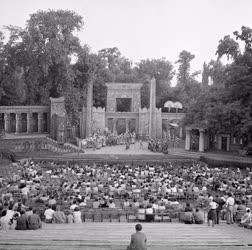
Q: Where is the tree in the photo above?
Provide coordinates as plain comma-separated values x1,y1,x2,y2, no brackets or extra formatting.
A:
136,58,175,108
201,62,209,87
0,10,83,108
185,26,252,147
98,47,137,83
175,50,201,110
216,35,240,60
176,50,196,88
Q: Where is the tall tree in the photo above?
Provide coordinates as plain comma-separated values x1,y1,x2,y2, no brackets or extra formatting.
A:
176,50,196,88
136,58,175,108
175,50,201,109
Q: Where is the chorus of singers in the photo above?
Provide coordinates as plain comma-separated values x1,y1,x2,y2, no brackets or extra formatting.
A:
80,131,136,150
148,137,181,154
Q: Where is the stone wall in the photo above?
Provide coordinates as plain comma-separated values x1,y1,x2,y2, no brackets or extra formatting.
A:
106,83,142,112
80,107,106,137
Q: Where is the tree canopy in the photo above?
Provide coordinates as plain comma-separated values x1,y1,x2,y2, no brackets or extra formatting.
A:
1,10,251,144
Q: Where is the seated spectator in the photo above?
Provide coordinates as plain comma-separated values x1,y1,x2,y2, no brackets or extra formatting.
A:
123,199,130,208
235,200,247,222
193,208,204,224
70,200,78,211
52,206,66,224
239,208,251,227
158,202,166,212
0,210,11,230
73,207,82,223
48,196,57,206
137,205,146,221
183,211,194,224
127,224,147,250
185,203,193,212
16,210,28,230
66,210,74,223
108,200,116,209
93,198,100,209
145,205,154,222
44,205,55,223
26,206,33,217
28,209,42,230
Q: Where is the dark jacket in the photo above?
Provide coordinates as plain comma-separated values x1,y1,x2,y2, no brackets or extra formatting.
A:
16,214,28,230
28,214,42,230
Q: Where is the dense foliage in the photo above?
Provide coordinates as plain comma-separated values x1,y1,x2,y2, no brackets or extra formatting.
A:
0,10,251,145
184,26,252,146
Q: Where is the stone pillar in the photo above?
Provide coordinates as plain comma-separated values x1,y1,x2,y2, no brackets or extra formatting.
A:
15,113,21,134
179,127,183,138
47,112,50,133
113,118,117,134
227,135,230,151
4,113,10,133
185,128,191,151
38,113,43,133
125,118,129,133
218,136,222,150
86,79,93,138
27,113,32,133
199,129,205,152
149,77,156,138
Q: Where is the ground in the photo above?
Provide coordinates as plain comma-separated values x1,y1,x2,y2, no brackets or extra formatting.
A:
0,222,252,250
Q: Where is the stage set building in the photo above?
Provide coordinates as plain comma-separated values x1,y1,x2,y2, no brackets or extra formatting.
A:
0,78,242,153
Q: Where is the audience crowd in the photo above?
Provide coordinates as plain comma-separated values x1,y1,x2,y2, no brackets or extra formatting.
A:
0,159,252,230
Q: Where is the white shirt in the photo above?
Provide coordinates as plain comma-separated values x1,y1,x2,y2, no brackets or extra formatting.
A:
226,197,235,206
44,209,55,220
209,201,218,209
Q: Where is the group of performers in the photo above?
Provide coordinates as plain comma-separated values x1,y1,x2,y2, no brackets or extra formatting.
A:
147,137,181,154
80,131,136,151
106,132,136,148
148,139,169,154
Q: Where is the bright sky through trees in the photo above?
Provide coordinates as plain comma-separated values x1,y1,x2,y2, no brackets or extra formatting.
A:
0,0,251,76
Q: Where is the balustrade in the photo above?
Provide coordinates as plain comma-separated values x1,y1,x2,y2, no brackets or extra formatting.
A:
1,110,49,135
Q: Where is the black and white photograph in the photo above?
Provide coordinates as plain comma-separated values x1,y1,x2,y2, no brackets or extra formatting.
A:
0,0,252,249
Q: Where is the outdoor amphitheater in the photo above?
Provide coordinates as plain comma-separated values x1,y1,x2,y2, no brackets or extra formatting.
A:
1,2,252,249
0,141,252,250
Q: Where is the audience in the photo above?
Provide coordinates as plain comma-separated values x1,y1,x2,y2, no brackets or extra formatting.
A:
16,210,28,230
0,159,251,230
28,209,42,230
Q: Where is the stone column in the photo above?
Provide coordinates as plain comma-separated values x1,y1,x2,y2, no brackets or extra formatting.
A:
113,118,117,134
199,129,205,152
4,113,10,133
149,77,156,138
218,136,222,150
227,135,230,151
179,127,183,138
47,112,50,133
185,128,191,151
15,113,21,134
38,113,43,133
125,118,129,133
26,113,32,133
86,79,93,138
